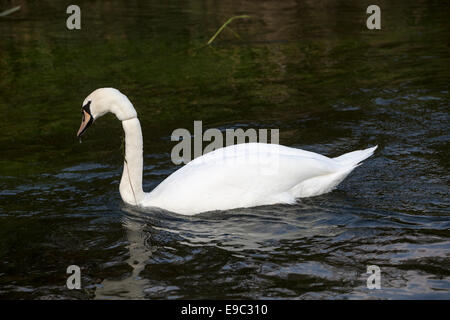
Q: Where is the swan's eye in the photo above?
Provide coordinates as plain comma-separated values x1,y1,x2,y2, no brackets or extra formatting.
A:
82,101,92,114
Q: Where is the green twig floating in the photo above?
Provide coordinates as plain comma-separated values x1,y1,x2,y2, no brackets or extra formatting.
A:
206,15,250,46
0,5,21,17
174,15,251,56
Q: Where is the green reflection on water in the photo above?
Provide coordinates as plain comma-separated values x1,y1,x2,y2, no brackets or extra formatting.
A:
0,0,448,177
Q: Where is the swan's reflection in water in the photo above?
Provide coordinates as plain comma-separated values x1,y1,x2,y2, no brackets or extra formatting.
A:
95,208,153,299
90,196,450,299
93,201,338,299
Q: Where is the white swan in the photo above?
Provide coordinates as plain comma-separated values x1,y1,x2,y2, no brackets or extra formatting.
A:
77,88,377,215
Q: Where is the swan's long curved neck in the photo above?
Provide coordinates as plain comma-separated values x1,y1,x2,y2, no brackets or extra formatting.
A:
120,118,145,205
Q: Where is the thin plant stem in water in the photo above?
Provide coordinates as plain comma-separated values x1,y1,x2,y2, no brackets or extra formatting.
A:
174,15,251,56
206,15,250,46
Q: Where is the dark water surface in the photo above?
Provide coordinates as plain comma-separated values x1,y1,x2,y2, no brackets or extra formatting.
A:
0,0,449,299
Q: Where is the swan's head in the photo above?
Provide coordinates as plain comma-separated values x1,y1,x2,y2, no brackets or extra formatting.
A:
77,88,137,138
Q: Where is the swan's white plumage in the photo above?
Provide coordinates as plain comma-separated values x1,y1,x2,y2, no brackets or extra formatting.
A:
79,88,377,215
142,143,377,214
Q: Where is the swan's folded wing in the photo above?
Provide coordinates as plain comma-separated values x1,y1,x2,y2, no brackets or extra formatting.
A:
145,147,339,213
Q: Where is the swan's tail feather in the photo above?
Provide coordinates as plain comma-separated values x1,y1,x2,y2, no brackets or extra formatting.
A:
333,145,378,167
291,146,377,198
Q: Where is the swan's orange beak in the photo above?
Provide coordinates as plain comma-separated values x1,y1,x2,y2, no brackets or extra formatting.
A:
77,109,93,138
